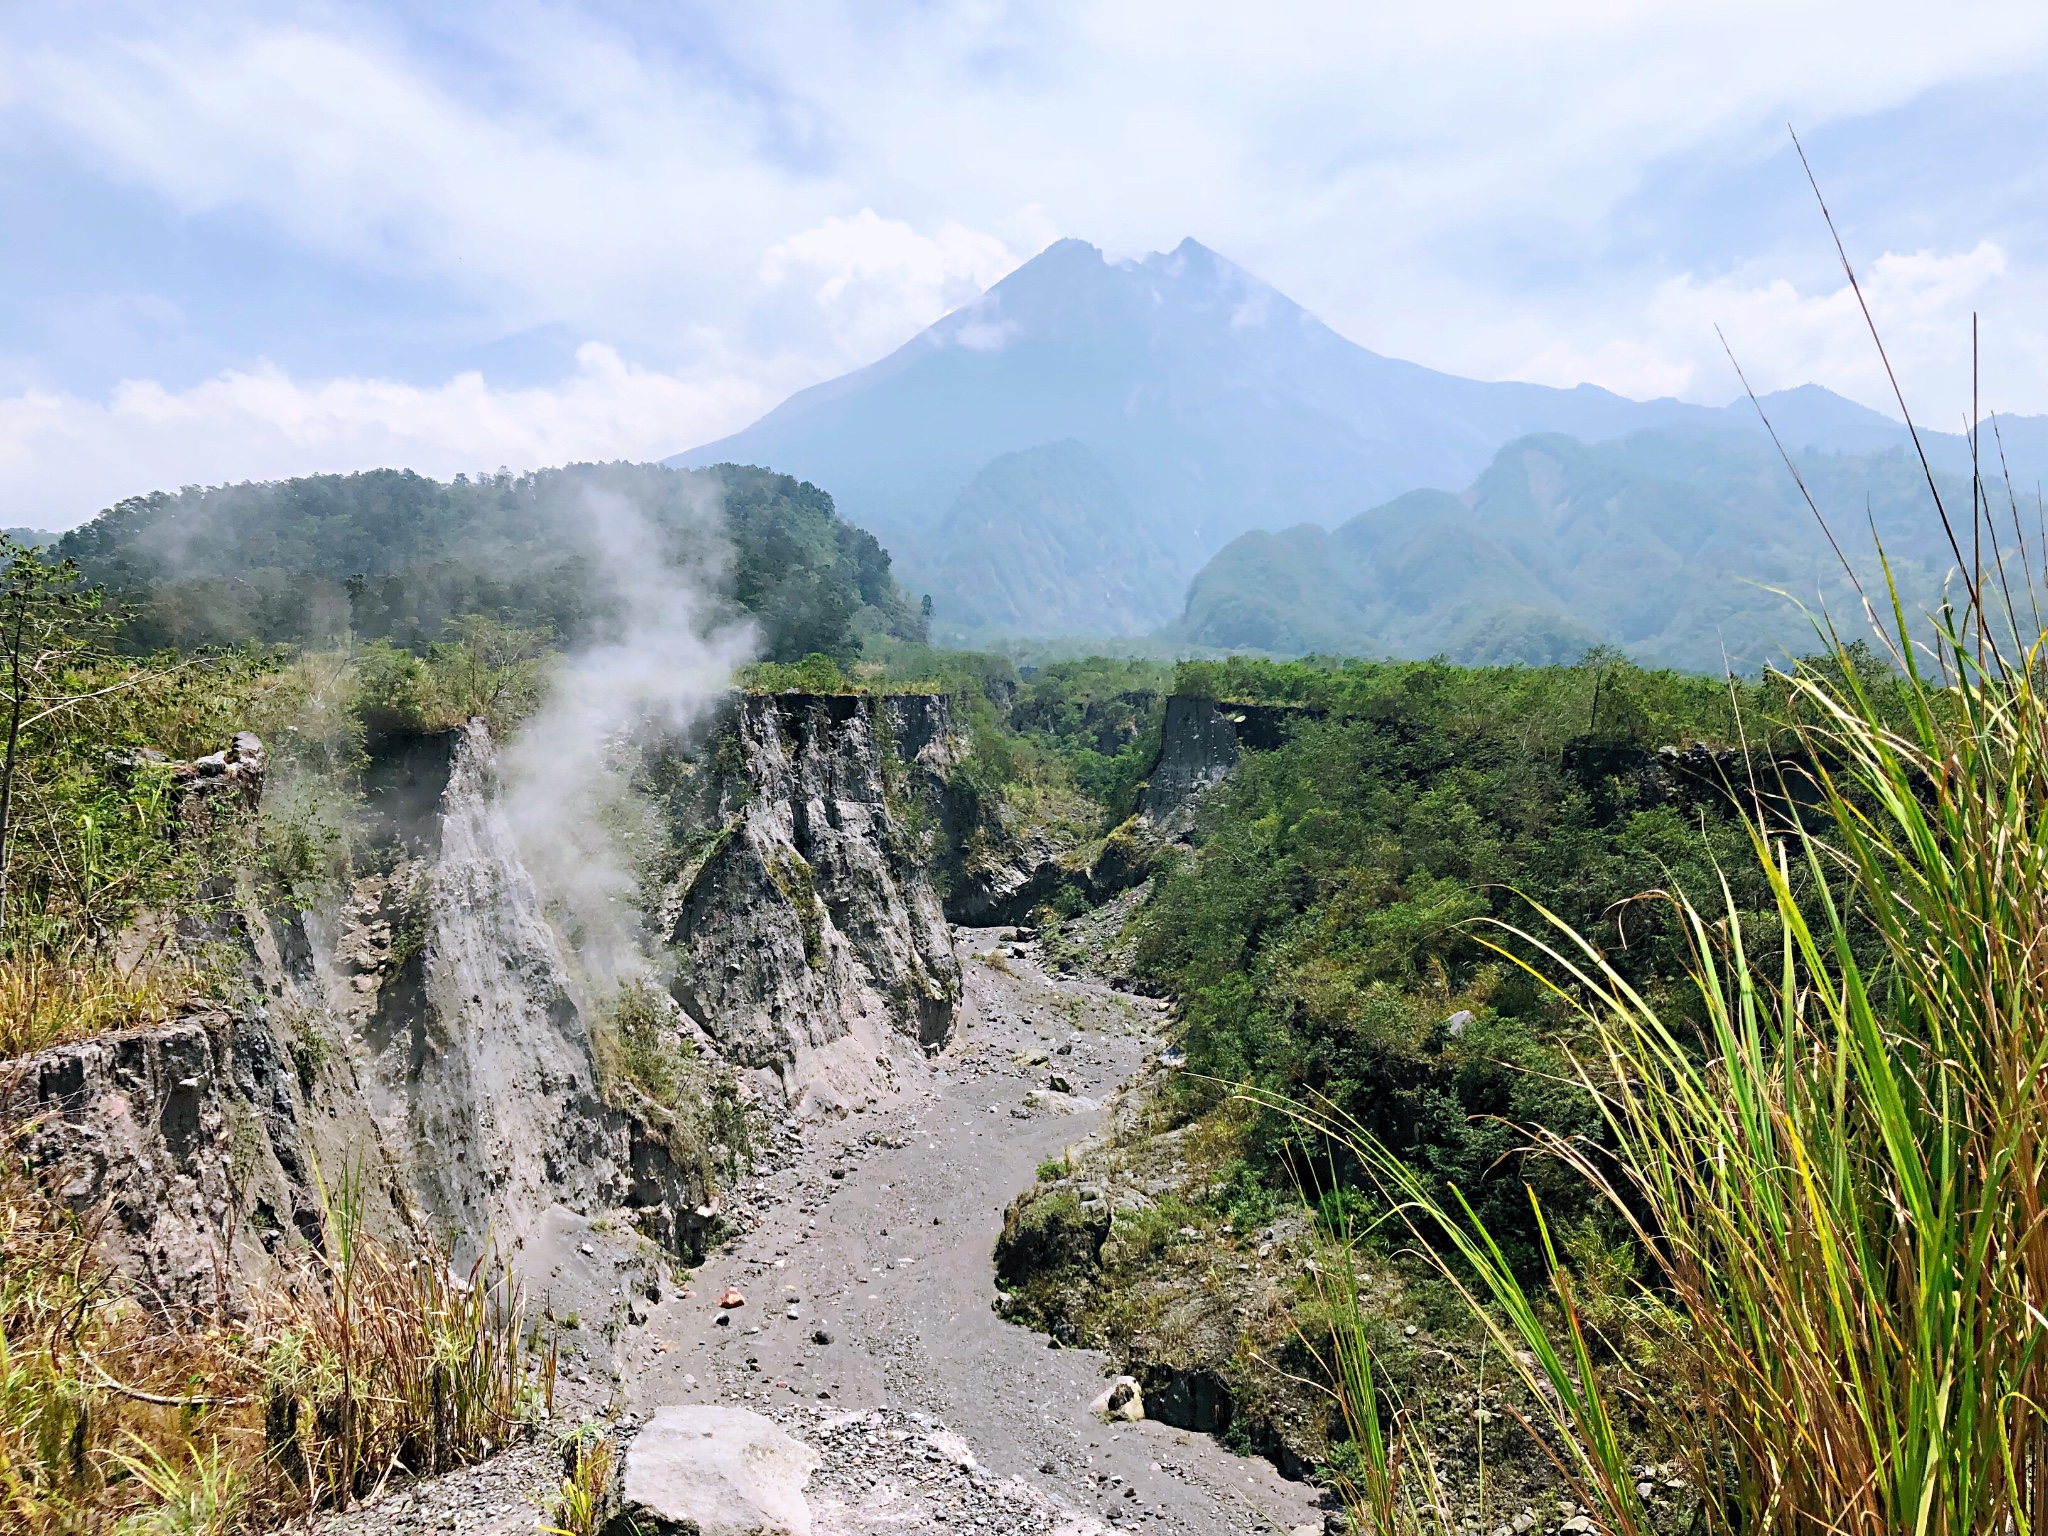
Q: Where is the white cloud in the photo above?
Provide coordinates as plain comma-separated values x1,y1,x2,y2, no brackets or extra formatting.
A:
0,345,769,529
761,209,1021,361
8,0,2048,514
1515,241,2036,422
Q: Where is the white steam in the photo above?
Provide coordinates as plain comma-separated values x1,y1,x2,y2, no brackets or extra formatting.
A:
496,483,755,1000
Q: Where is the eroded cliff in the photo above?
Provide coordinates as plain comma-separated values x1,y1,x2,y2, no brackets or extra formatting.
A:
667,693,962,1114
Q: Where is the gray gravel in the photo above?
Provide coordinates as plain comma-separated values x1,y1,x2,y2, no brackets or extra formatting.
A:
303,926,1325,1535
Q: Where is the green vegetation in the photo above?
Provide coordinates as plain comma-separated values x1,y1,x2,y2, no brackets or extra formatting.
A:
1172,427,1975,671
918,439,1185,640
0,1135,549,1532
0,539,294,1053
593,978,753,1195
1272,587,2048,1535
545,1425,615,1536
1011,657,1171,823
59,461,924,661
1128,650,1821,1264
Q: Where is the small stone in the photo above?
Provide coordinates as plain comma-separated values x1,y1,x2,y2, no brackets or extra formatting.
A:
719,1287,746,1309
812,1328,832,1345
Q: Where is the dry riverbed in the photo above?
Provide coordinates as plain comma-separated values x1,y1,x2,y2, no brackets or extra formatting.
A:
308,925,1328,1535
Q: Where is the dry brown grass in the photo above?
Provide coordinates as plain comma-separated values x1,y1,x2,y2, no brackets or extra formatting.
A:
0,949,209,1060
0,1134,552,1533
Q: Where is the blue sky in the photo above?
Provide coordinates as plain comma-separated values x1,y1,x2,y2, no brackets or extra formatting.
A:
4,1,2048,526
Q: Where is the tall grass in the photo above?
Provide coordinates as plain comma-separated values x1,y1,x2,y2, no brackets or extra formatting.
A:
1270,598,2048,1535
0,948,214,1059
0,1134,551,1532
1257,157,2048,1533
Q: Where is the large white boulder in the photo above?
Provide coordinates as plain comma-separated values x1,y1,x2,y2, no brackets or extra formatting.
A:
606,1406,820,1536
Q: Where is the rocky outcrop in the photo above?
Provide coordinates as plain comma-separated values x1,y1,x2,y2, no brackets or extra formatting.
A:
7,1020,243,1310
1,998,410,1311
1137,696,1238,826
668,694,960,1110
1136,698,1319,828
352,721,714,1261
7,686,978,1293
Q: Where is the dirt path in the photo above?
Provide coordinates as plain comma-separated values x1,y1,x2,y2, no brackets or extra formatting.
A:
313,927,1327,1535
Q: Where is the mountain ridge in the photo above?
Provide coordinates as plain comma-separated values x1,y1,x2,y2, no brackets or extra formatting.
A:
670,236,2021,640
1169,425,1983,672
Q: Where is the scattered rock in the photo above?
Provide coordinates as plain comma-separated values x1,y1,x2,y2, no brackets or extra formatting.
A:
719,1287,746,1308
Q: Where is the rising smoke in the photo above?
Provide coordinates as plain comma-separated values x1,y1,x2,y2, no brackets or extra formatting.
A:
496,483,756,1002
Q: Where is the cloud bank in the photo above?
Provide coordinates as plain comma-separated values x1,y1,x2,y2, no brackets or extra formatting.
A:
6,1,2048,522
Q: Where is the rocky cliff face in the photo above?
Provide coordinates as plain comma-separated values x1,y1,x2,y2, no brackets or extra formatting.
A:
349,721,714,1262
668,693,961,1115
7,689,983,1294
1137,698,1320,827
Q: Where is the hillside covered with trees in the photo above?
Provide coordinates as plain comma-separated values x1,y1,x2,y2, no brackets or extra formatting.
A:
58,461,927,662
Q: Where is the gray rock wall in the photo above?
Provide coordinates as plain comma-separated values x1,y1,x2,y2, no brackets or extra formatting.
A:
6,690,972,1293
1136,696,1242,827
2,998,411,1311
356,721,712,1261
1136,697,1320,827
669,693,961,1110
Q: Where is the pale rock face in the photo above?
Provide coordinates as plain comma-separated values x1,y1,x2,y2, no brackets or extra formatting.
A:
7,692,968,1293
360,720,712,1262
607,1406,820,1536
669,694,961,1109
1136,697,1240,828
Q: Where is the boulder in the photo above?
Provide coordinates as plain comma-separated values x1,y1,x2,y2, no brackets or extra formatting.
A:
1139,1362,1233,1434
1089,1375,1145,1423
605,1406,819,1536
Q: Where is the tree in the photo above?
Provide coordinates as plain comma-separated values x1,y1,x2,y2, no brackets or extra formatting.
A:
0,540,114,925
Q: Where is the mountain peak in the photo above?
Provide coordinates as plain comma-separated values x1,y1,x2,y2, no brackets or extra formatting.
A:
668,235,1984,643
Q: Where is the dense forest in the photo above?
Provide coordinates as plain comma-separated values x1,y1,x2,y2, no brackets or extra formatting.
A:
58,461,926,661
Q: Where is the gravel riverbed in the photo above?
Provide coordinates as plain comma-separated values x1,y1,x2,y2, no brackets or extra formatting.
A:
305,925,1327,1535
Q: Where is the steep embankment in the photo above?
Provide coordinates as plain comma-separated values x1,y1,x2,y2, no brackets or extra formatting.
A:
669,693,961,1112
8,689,981,1309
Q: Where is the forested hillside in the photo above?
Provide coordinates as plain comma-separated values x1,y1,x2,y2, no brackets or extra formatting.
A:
58,461,926,661
1172,426,1986,670
918,441,1187,640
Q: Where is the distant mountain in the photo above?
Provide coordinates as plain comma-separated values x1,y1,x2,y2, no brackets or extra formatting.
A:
1171,427,1993,672
918,441,1182,639
670,236,2031,639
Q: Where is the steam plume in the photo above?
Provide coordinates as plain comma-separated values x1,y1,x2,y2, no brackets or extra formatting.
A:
496,483,755,1000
